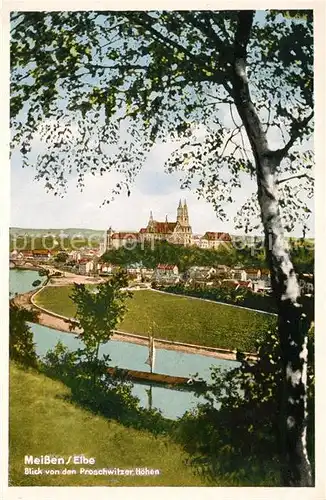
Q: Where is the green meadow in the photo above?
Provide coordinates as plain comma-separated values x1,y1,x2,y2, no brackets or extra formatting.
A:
9,362,209,486
34,287,276,352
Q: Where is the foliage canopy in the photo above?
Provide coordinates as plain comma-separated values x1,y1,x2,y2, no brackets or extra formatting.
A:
10,10,313,233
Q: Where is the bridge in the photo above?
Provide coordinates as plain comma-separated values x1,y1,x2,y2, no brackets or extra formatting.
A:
9,259,43,270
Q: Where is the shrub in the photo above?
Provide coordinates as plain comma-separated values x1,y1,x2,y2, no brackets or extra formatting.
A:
175,326,314,484
9,302,38,368
159,283,278,313
40,341,172,435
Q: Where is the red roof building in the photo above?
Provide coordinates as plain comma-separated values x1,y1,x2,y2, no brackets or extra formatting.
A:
32,249,52,254
20,250,34,258
111,232,140,240
202,232,231,241
157,264,178,271
139,201,192,246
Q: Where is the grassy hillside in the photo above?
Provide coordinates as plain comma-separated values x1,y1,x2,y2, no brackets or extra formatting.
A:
34,287,276,352
9,362,210,486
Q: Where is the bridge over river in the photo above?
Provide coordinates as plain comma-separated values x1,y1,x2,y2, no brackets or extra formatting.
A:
9,259,44,270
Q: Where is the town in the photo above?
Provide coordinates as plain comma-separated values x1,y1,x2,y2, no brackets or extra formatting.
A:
8,8,316,490
10,200,314,297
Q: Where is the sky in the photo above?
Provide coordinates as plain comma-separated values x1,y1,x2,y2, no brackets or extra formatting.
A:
10,135,314,236
10,107,314,237
10,10,314,237
10,140,251,234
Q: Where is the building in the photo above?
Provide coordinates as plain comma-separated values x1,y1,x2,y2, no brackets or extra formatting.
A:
253,280,272,294
20,250,34,259
10,250,24,260
140,200,192,246
237,280,253,290
231,269,247,281
191,235,203,247
97,263,114,275
213,265,231,279
199,232,232,249
105,201,192,250
260,268,271,285
187,266,216,281
154,264,179,282
221,279,240,289
68,251,81,262
244,268,261,281
126,267,142,281
140,268,155,281
78,259,94,275
106,229,140,250
298,273,314,294
104,201,235,250
32,250,52,261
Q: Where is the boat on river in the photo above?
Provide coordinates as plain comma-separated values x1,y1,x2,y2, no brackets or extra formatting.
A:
108,331,205,391
107,366,204,390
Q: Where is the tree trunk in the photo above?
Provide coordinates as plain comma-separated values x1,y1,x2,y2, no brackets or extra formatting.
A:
256,155,313,487
231,11,313,486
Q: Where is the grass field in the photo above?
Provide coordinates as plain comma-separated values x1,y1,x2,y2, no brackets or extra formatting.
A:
34,286,276,352
9,362,212,486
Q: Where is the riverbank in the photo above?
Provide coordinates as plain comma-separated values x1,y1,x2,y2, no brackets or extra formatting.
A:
13,288,257,361
10,262,108,285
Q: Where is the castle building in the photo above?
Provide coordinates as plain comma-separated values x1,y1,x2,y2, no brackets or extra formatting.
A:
139,200,193,246
105,227,140,250
199,231,232,249
103,200,232,252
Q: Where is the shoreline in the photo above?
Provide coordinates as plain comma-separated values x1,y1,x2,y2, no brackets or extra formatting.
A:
13,288,257,362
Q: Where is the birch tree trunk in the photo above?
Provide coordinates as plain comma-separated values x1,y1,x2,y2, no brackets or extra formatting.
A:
231,11,313,486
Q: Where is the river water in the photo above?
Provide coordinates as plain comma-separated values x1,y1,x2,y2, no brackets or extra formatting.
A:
10,269,238,419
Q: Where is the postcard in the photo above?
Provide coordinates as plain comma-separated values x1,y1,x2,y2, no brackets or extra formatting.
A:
2,2,325,500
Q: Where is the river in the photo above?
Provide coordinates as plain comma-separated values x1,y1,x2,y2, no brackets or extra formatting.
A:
10,269,238,419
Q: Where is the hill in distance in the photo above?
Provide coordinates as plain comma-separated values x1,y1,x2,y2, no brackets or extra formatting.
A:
10,227,106,239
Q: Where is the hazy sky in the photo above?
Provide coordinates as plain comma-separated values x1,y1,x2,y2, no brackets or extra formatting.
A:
10,111,314,236
10,135,314,236
10,140,250,233
10,10,314,237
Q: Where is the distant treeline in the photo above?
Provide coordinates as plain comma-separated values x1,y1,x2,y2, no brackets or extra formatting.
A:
101,240,314,274
10,235,314,273
152,282,314,318
10,236,100,251
153,282,278,314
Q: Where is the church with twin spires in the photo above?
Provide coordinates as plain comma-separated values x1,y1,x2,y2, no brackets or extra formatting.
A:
140,199,193,246
105,200,193,250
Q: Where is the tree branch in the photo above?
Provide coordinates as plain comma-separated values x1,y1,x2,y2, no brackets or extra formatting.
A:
229,103,241,128
231,11,271,160
276,173,314,185
275,111,314,159
220,127,241,157
181,11,231,62
85,62,146,72
131,13,227,85
193,12,234,94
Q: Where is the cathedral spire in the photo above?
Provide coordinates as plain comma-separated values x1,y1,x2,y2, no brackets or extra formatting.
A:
149,210,153,222
177,199,183,223
183,199,189,225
